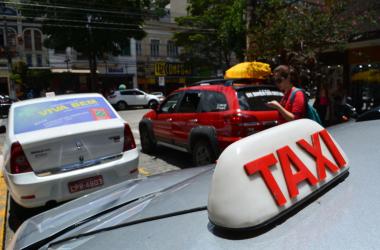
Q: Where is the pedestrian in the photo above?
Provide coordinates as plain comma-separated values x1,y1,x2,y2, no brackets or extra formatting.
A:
313,82,329,126
266,65,306,123
330,80,347,124
118,84,127,91
26,88,34,99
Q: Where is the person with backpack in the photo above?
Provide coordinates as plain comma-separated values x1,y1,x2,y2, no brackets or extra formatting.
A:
267,65,322,125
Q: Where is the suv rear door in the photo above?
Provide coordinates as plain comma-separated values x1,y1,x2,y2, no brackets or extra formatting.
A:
172,91,201,148
134,90,148,105
120,90,136,105
236,86,283,131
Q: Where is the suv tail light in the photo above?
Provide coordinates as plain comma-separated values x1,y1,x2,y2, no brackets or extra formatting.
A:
10,142,33,174
227,113,262,137
123,123,136,151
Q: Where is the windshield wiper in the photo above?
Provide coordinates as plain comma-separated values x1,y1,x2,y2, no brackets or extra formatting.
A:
47,206,207,248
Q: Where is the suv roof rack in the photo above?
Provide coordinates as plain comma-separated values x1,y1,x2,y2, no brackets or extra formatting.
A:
190,78,266,87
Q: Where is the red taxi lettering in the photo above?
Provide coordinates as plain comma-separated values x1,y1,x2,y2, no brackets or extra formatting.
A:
244,154,287,206
244,129,346,206
319,129,347,168
277,146,318,198
297,132,340,180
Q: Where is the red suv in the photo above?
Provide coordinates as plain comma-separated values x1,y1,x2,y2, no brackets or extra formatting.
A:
139,82,283,165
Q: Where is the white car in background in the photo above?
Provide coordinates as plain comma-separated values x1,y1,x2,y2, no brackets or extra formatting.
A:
1,93,139,208
150,92,165,102
107,89,160,110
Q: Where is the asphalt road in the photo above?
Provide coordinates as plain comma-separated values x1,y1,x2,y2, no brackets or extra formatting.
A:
3,107,194,249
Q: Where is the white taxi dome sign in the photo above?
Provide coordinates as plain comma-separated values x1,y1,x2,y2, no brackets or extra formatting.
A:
208,119,349,229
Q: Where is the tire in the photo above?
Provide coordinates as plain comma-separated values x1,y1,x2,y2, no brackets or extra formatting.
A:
192,139,216,166
140,126,156,154
148,100,159,109
117,101,128,110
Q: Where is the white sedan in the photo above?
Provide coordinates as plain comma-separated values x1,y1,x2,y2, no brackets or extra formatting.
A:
1,93,139,208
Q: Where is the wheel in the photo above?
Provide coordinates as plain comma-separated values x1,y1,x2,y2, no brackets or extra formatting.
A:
148,100,159,109
192,140,216,166
117,101,128,110
140,126,156,154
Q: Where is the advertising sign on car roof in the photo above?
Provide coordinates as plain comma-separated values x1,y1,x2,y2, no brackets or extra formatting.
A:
14,97,117,134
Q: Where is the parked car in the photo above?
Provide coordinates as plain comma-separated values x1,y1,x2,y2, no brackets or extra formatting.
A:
8,119,380,250
107,89,160,110
1,93,139,208
356,105,380,122
0,94,14,119
139,82,283,165
150,91,165,102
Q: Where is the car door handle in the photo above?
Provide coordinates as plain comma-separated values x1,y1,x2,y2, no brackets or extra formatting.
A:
166,118,172,122
189,119,198,123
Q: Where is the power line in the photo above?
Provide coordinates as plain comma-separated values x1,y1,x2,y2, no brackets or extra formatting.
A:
5,1,195,21
3,1,156,17
18,15,215,32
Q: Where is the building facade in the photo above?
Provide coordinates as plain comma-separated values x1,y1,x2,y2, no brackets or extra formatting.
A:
0,6,49,98
135,0,190,95
0,1,190,97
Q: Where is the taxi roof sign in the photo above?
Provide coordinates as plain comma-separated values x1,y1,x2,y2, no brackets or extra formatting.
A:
208,119,349,229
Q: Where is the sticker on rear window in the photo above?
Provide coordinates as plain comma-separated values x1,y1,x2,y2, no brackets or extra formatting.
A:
14,97,117,134
245,90,283,98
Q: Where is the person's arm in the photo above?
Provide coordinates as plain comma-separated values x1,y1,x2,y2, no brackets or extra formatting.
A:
267,92,305,121
266,100,295,121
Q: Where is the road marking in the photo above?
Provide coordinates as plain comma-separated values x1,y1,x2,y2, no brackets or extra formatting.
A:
0,174,8,250
138,167,150,176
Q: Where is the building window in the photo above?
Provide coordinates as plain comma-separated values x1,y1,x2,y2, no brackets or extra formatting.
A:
24,30,32,50
26,54,33,66
167,41,178,57
151,39,160,57
136,40,142,56
34,30,42,51
121,40,131,56
36,54,42,67
7,29,16,49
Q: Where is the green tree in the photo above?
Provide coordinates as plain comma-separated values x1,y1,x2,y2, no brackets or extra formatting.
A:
174,0,246,74
21,0,150,90
247,0,379,66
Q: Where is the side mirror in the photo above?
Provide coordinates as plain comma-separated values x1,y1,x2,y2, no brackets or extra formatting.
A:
151,102,159,111
0,125,6,134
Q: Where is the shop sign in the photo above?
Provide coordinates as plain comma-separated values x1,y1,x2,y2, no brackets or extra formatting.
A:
154,62,191,76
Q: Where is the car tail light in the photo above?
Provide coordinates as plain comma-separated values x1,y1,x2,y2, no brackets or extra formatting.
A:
109,95,116,99
123,123,136,151
10,142,33,174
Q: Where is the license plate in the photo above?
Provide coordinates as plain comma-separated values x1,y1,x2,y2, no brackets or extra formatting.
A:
68,175,104,193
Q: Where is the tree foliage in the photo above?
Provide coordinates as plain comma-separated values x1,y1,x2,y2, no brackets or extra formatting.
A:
174,0,246,72
248,0,379,65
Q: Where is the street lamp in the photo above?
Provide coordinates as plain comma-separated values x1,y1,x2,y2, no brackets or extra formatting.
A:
64,56,70,72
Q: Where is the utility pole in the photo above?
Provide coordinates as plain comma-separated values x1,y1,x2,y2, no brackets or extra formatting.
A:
1,3,16,99
87,14,97,92
245,0,256,61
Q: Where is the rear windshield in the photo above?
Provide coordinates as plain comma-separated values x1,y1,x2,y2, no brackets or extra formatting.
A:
237,88,284,111
13,97,117,134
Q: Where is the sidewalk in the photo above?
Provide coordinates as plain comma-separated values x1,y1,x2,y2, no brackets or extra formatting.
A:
0,140,9,250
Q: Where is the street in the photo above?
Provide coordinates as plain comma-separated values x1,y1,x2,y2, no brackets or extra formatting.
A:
2,108,193,249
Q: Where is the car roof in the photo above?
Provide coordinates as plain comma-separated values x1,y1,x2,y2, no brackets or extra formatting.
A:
10,93,105,108
174,84,279,93
12,120,380,249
